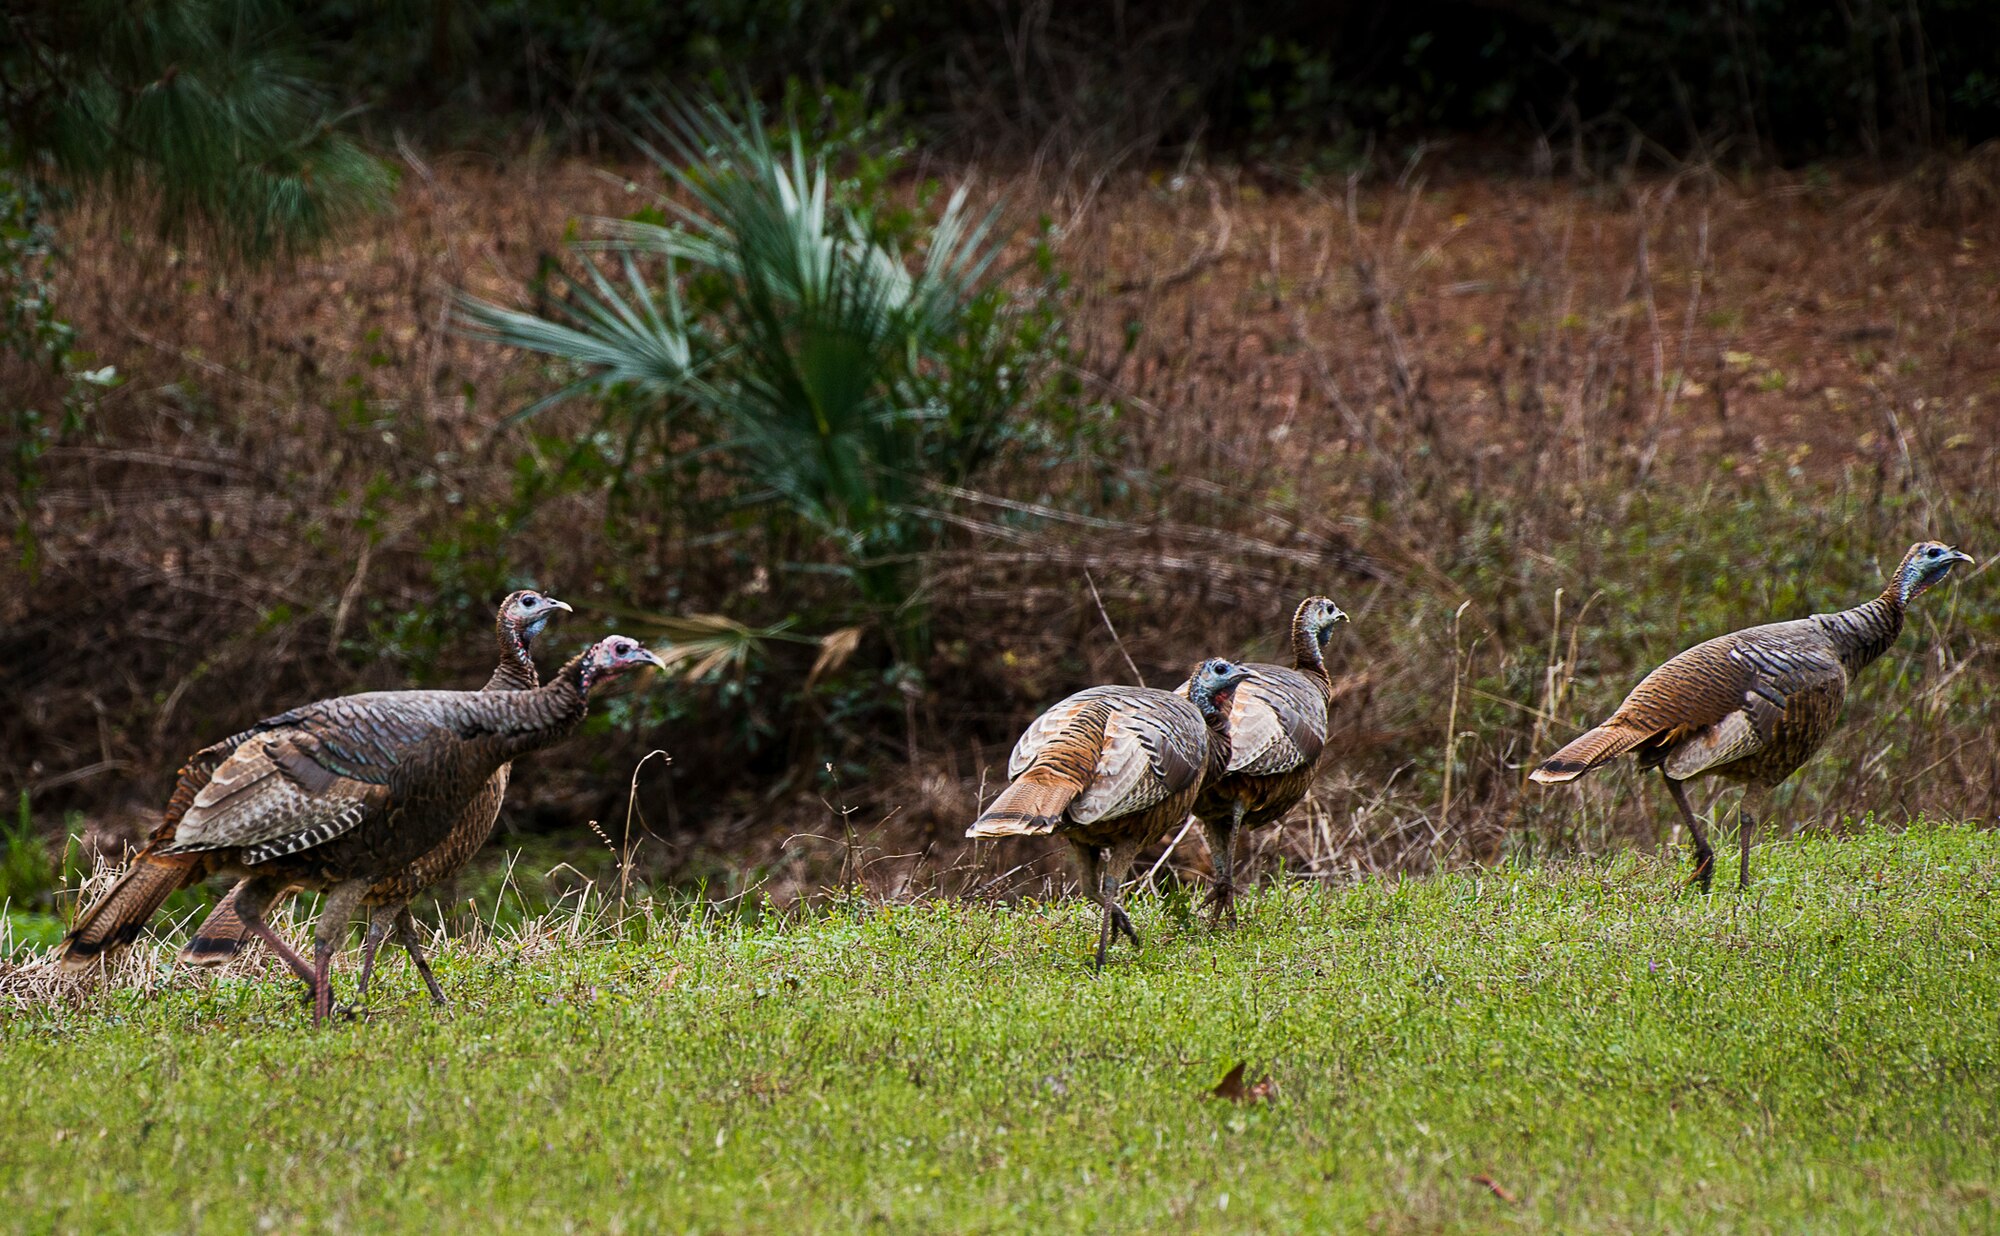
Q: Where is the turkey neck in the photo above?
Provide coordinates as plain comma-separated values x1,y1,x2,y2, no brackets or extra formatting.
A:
1812,588,1906,677
462,650,597,763
1289,609,1331,692
1190,683,1237,780
483,617,539,692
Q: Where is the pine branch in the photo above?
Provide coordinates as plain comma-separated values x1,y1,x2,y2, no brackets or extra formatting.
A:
3,0,389,264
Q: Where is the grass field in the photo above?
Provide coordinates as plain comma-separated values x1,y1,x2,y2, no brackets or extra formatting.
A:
4,819,1997,1233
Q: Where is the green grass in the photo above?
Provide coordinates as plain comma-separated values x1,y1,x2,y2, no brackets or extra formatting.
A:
5,820,1998,1233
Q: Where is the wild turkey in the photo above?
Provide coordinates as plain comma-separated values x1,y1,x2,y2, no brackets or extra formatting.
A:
1180,595,1347,924
1531,540,1974,889
969,658,1252,968
57,634,664,1023
178,588,571,1003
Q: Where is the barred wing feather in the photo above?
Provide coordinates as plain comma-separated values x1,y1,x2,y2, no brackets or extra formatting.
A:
167,727,394,855
1009,686,1207,825
1662,633,1847,779
1071,698,1206,823
1008,685,1129,778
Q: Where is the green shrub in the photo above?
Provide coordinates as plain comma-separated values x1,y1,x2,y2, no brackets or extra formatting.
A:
0,793,74,957
0,794,58,911
461,94,1066,663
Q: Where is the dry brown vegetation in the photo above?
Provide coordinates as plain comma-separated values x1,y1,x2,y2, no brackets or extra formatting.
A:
7,149,1997,907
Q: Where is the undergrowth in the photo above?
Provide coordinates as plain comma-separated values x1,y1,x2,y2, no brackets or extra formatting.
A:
6,154,1997,899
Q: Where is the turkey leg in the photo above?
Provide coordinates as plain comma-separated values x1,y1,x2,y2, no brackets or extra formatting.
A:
1737,790,1763,889
1662,772,1715,892
1068,841,1115,971
308,878,370,1026
1201,801,1246,927
229,879,319,991
356,908,394,999
394,907,448,1005
1101,836,1145,960
356,905,447,1005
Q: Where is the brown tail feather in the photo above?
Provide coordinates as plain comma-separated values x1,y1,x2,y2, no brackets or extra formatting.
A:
1530,723,1653,784
57,848,203,968
968,702,1110,838
968,772,1086,837
179,883,257,966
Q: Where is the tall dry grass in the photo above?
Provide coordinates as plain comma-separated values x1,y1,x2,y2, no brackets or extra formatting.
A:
5,149,1996,912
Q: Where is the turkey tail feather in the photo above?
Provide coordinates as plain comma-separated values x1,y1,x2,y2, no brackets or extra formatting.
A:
178,884,258,967
1531,723,1652,784
968,702,1110,837
57,849,202,968
968,773,1084,837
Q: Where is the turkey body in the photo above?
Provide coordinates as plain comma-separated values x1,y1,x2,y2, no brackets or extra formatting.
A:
1188,663,1327,828
1182,596,1345,922
970,659,1248,967
987,684,1217,848
164,686,589,884
1532,540,1972,888
1589,611,1881,790
58,635,660,1023
183,592,561,1001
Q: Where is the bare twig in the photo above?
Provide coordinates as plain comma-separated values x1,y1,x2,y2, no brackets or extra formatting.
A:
1110,176,1232,294
327,541,374,656
1140,815,1197,890
1084,569,1145,687
620,750,671,919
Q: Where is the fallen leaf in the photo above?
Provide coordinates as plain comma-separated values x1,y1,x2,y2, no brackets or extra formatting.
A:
1469,1173,1518,1204
1209,1061,1276,1104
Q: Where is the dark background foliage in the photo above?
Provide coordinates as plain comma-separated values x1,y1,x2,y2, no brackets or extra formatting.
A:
286,0,2000,163
15,0,1990,164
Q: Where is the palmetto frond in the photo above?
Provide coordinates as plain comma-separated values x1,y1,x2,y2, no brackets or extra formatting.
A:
456,254,700,422
461,98,1011,493
590,606,859,686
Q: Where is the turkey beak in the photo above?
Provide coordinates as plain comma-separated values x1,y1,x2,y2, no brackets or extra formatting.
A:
546,598,574,614
638,648,668,672
1948,548,1975,568
1331,605,1350,624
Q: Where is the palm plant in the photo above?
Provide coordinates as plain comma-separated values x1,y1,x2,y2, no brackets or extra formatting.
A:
460,95,1034,661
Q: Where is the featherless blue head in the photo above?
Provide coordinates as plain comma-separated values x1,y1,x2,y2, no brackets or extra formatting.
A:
504,589,572,643
1896,541,1974,603
1300,595,1349,647
1188,658,1254,712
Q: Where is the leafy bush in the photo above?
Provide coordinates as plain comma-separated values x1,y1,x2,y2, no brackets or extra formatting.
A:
461,95,1063,662
0,793,74,956
0,794,57,911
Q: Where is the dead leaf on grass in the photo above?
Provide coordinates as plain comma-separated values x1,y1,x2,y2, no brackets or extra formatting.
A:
1208,1061,1276,1104
1469,1173,1518,1204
